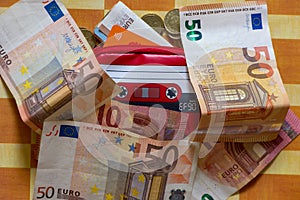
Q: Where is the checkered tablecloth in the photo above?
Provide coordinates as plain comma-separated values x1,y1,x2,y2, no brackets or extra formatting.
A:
0,0,300,199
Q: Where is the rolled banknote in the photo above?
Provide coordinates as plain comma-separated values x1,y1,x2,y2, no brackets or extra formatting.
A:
94,1,172,47
0,0,118,132
180,1,289,142
33,109,300,200
33,121,200,200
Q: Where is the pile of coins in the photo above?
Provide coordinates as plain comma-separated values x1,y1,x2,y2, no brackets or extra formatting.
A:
80,9,183,49
141,9,183,48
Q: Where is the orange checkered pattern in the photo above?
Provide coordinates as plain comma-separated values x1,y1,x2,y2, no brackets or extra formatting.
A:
0,0,300,199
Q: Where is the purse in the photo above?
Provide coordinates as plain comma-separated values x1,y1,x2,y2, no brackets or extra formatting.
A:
93,45,201,141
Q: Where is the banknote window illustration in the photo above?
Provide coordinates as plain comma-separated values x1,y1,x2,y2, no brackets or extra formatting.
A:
123,145,178,199
124,160,169,200
213,88,248,102
24,69,78,127
224,136,283,175
199,80,272,120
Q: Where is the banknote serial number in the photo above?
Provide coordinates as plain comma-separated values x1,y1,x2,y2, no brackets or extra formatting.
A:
65,18,88,53
183,7,257,17
37,186,84,199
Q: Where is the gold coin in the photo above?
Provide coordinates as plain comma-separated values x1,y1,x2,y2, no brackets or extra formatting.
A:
141,13,164,34
164,9,180,39
80,27,97,48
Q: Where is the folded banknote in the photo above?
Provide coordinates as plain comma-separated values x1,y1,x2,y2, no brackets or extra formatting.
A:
34,120,200,199
192,109,300,199
33,109,299,200
180,1,289,142
0,0,118,132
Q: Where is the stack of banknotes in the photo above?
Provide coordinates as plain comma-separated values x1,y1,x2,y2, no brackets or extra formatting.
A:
0,0,299,200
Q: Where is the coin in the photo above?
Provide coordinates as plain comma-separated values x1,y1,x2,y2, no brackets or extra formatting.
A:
80,27,97,48
141,13,164,34
164,9,180,39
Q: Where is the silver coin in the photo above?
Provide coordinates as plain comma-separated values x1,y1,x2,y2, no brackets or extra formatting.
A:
164,9,180,39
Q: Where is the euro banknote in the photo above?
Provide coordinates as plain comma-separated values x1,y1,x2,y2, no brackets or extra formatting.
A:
84,99,200,141
33,109,300,200
0,0,118,132
34,120,200,200
180,1,289,142
191,109,300,200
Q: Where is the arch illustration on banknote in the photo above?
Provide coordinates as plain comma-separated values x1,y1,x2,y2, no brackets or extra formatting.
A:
23,59,103,128
197,133,284,188
0,3,118,133
24,67,78,127
191,47,287,144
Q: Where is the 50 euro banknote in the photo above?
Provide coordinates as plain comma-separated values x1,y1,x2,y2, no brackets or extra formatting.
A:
34,121,200,200
33,109,300,200
0,0,118,132
180,1,289,142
